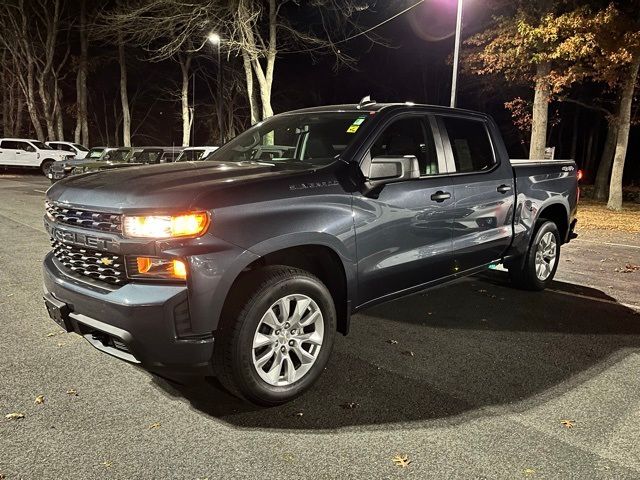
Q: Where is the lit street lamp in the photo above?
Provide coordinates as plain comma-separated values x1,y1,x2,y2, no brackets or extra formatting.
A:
449,0,464,108
208,32,224,143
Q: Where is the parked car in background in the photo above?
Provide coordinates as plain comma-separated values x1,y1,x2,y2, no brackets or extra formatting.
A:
175,146,218,162
71,147,160,176
155,146,185,163
46,141,89,160
0,138,72,175
49,146,119,183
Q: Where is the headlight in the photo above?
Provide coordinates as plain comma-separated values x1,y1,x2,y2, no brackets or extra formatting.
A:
128,256,187,280
122,212,209,238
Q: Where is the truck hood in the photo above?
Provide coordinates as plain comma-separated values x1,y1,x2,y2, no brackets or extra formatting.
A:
46,160,308,212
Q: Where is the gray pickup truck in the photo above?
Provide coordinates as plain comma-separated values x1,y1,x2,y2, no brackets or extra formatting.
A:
42,101,578,405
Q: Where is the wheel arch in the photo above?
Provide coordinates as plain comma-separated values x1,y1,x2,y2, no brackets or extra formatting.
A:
221,235,355,336
536,201,570,243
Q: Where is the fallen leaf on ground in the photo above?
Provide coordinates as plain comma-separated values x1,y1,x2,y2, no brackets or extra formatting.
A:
5,412,25,420
401,350,415,357
293,412,304,417
477,289,487,293
34,395,45,405
57,342,65,347
149,422,161,429
46,331,63,337
340,402,359,409
523,468,536,475
560,419,575,429
66,389,78,396
386,339,398,345
101,461,112,468
392,454,411,468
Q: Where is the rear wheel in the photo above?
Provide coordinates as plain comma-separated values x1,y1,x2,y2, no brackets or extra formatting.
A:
509,220,560,291
214,266,336,406
40,160,54,176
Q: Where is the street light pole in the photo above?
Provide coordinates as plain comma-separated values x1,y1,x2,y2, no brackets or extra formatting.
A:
449,0,464,108
208,33,224,144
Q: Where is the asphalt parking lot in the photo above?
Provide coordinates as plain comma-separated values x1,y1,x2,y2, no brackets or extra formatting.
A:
1,172,639,479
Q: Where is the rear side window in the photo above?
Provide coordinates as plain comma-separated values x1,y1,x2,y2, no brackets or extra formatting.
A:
2,140,29,150
441,117,494,173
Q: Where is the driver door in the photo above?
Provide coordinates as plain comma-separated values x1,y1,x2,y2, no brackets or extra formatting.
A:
353,114,455,306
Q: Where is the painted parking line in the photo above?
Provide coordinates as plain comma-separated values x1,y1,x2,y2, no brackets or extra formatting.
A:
34,189,47,193
573,238,640,250
547,288,640,312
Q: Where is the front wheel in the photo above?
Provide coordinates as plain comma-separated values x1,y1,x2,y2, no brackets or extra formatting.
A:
509,220,560,291
214,266,336,406
40,160,54,176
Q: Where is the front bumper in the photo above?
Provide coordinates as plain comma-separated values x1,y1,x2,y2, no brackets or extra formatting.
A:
43,252,215,375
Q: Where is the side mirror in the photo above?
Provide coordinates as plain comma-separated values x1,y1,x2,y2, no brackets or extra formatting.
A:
368,155,420,183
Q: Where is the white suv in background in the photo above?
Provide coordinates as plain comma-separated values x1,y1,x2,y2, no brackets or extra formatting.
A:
0,138,72,175
46,141,89,160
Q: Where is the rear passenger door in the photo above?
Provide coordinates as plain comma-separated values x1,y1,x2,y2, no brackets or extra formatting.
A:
436,115,515,272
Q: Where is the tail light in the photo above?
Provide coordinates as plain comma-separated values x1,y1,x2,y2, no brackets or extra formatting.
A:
577,169,584,181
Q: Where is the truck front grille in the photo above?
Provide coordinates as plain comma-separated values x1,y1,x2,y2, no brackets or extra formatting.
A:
51,239,128,285
45,201,122,234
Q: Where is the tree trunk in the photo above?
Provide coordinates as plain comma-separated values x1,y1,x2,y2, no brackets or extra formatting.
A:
570,106,579,161
179,55,191,146
118,34,131,147
15,94,24,136
607,57,640,211
529,62,551,159
593,118,618,201
2,62,10,137
55,87,64,140
242,51,259,125
75,0,89,146
25,60,45,141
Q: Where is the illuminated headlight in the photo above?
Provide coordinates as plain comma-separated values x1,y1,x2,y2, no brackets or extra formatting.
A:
122,212,209,238
128,256,187,280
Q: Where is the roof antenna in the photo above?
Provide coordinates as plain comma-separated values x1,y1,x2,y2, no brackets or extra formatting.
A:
357,95,376,109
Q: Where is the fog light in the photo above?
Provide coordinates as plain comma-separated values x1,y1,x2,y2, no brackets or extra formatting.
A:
128,256,187,281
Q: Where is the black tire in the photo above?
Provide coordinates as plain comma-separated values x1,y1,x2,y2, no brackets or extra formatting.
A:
41,160,54,176
509,220,561,291
214,266,336,406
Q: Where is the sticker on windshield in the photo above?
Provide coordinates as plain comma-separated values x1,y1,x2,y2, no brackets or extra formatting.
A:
346,116,367,133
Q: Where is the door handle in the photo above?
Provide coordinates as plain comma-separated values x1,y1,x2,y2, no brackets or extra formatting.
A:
430,191,451,202
497,184,512,194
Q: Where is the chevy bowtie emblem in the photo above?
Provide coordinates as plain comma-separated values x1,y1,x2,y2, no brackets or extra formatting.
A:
99,257,114,266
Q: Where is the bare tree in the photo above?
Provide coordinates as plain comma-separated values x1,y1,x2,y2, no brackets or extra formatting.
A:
0,0,71,141
102,0,381,141
117,32,132,146
74,0,90,145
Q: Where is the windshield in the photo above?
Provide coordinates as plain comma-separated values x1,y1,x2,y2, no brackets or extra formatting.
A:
176,149,205,162
87,148,105,159
208,112,371,165
106,149,131,162
132,149,162,164
31,141,52,150
73,143,89,152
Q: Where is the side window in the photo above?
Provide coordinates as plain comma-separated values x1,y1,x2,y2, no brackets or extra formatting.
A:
1,140,18,149
18,141,34,152
441,117,494,173
59,144,75,152
370,117,439,176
